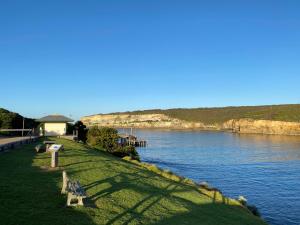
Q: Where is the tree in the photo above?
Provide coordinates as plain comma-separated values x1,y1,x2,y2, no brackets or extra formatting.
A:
0,108,38,136
74,121,87,143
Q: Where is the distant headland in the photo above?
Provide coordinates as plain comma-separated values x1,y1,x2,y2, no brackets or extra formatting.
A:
81,104,300,136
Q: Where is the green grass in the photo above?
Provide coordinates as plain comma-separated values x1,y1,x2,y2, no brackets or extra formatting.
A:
111,104,300,124
0,138,267,225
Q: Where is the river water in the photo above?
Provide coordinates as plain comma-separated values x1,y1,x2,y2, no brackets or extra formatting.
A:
133,129,300,225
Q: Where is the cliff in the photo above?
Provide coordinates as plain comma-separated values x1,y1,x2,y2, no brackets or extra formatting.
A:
104,104,300,124
81,113,214,129
81,114,300,135
230,119,300,135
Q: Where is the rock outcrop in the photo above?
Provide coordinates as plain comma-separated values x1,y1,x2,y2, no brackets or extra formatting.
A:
81,114,300,135
81,113,216,129
229,119,300,135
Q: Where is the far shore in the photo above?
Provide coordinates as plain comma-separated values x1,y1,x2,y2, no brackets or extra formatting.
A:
87,126,300,137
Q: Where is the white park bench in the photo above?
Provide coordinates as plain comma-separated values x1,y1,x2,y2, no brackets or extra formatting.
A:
61,171,87,206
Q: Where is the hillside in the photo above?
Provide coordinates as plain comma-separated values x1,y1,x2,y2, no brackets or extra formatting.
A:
110,104,300,124
0,138,267,225
0,108,37,130
81,104,300,135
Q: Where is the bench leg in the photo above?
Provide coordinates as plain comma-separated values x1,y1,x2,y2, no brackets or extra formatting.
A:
61,171,68,194
67,193,85,206
78,197,84,206
61,185,67,194
67,193,73,206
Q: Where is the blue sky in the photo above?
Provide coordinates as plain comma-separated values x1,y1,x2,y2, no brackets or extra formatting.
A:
1,0,300,120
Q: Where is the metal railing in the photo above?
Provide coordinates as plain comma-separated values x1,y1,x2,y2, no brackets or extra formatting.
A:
0,129,34,137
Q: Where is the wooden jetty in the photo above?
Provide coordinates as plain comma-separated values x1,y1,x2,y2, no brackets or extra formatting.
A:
118,134,147,147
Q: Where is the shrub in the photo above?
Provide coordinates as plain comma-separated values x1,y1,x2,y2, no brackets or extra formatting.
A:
87,126,118,152
112,146,140,161
87,126,140,160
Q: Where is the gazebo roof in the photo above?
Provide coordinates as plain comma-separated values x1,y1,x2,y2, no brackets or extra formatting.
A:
37,115,74,123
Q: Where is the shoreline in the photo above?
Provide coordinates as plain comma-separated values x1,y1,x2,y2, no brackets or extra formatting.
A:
96,125,300,137
122,155,263,219
81,114,300,136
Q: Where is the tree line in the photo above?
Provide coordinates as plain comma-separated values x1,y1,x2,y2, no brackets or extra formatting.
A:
0,108,37,130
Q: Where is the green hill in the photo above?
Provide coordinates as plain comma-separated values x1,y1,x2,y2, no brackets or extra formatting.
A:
111,104,300,124
0,108,37,130
0,138,267,225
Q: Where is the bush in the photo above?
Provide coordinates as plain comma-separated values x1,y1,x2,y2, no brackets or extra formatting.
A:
113,146,140,161
87,126,140,160
87,126,119,152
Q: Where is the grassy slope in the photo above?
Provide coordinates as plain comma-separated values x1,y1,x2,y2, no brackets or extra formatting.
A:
110,104,300,124
0,139,267,225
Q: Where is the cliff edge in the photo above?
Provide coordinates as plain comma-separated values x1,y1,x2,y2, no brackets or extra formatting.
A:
81,113,300,136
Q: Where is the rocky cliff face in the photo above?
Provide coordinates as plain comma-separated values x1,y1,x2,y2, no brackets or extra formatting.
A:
81,114,300,135
81,114,218,129
229,119,300,135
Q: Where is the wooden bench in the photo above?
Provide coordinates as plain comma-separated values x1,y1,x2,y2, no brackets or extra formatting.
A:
61,171,87,206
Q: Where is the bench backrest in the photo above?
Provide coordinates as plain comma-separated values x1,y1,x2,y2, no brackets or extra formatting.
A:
63,171,86,196
68,181,86,196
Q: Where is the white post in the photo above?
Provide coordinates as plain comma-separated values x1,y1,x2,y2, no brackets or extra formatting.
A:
51,151,58,168
22,118,25,137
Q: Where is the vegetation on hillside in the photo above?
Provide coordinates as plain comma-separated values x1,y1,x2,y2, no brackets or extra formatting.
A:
0,108,38,134
109,104,300,124
87,126,140,161
87,127,119,152
0,139,267,225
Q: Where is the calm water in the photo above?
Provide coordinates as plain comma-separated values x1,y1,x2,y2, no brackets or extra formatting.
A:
133,129,300,225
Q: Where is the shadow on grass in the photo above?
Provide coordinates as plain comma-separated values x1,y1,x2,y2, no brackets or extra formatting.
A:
0,141,96,225
81,167,257,225
151,203,258,225
27,138,264,225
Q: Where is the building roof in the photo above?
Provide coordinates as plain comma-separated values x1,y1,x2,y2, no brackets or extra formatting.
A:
37,115,74,123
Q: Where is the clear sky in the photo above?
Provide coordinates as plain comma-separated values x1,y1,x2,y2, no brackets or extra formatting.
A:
1,0,300,120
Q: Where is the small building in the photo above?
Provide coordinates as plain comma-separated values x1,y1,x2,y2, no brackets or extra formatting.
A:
37,115,74,136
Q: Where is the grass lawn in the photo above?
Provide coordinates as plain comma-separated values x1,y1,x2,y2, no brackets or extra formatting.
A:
0,138,267,225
